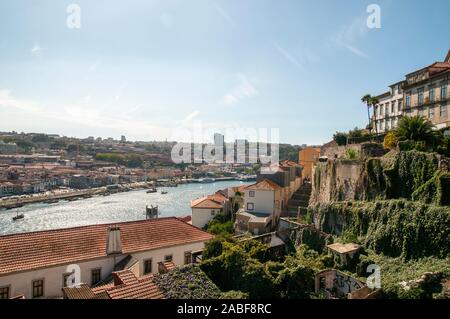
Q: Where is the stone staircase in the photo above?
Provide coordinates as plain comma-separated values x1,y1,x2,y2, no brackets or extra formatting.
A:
284,182,312,217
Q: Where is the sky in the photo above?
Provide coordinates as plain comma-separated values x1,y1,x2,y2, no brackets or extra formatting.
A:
0,0,449,145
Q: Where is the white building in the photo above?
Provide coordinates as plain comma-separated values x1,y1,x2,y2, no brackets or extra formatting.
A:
191,191,230,229
235,179,282,235
0,217,212,299
373,81,405,133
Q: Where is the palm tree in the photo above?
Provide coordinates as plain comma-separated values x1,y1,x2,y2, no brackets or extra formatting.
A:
361,94,380,138
395,115,437,147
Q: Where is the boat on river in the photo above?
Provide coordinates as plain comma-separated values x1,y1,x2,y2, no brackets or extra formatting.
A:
146,188,157,193
12,213,24,221
161,190,168,195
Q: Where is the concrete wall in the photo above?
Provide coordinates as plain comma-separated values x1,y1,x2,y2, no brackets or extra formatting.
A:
0,241,207,299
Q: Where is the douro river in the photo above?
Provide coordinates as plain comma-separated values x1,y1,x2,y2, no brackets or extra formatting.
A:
0,180,251,235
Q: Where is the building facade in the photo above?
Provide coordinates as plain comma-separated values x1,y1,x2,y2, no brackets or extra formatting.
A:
0,217,212,299
372,50,450,133
373,81,405,133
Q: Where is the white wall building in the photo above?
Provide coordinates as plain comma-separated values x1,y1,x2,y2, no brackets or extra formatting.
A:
373,81,405,133
0,217,212,299
191,192,229,229
235,179,282,235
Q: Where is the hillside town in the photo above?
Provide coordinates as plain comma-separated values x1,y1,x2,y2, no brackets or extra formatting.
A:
0,48,449,301
0,49,450,300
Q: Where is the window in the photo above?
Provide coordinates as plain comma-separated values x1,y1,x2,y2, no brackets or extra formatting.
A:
418,88,424,105
429,85,435,102
385,102,390,115
442,83,448,100
379,104,383,116
0,286,10,299
391,101,395,113
184,251,192,265
246,202,254,211
398,100,402,112
91,268,101,286
441,103,448,118
63,272,75,288
164,255,173,262
386,120,390,130
249,191,255,197
143,259,152,274
391,118,395,128
32,279,44,298
429,107,434,119
406,93,411,107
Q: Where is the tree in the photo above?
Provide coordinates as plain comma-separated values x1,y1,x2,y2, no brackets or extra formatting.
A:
394,116,437,149
361,94,379,137
333,132,348,146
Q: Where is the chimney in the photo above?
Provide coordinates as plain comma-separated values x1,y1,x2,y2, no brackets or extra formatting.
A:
106,226,122,255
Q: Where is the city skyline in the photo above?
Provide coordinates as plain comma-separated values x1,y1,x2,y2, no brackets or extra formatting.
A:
0,0,449,145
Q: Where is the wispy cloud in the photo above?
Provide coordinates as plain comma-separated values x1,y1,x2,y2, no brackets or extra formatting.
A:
212,1,235,27
0,88,171,140
272,41,304,69
183,110,200,123
0,89,40,112
331,17,368,58
221,74,258,105
31,44,45,57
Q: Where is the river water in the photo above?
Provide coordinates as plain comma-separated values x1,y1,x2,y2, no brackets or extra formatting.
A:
0,180,252,235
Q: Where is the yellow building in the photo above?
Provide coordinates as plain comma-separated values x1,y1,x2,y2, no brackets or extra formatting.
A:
298,147,321,180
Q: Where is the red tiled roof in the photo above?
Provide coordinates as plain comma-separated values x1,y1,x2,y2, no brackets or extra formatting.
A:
280,160,301,167
0,217,212,276
178,216,192,223
190,191,228,209
64,270,164,299
246,178,281,190
106,270,164,299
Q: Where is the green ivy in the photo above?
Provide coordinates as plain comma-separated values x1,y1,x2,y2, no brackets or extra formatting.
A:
310,200,449,260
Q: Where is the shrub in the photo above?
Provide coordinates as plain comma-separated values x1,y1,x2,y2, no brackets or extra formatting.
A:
383,131,397,149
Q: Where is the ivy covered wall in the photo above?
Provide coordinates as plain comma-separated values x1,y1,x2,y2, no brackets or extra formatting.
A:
310,200,449,260
311,150,450,206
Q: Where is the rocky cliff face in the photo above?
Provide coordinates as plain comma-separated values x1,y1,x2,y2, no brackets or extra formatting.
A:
310,150,450,206
308,150,450,260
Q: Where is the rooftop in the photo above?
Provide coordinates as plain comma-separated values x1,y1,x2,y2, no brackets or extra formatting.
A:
63,270,164,299
0,217,212,276
246,178,281,191
327,243,361,254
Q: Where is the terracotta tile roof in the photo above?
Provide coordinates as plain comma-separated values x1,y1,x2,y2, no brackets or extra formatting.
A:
280,160,301,167
0,217,212,276
64,270,164,299
190,192,228,209
246,178,281,191
178,216,192,223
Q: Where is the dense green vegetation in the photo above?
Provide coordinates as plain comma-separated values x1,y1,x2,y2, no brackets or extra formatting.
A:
364,150,450,205
310,200,449,260
204,213,234,236
153,264,222,299
95,152,143,167
200,238,316,299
